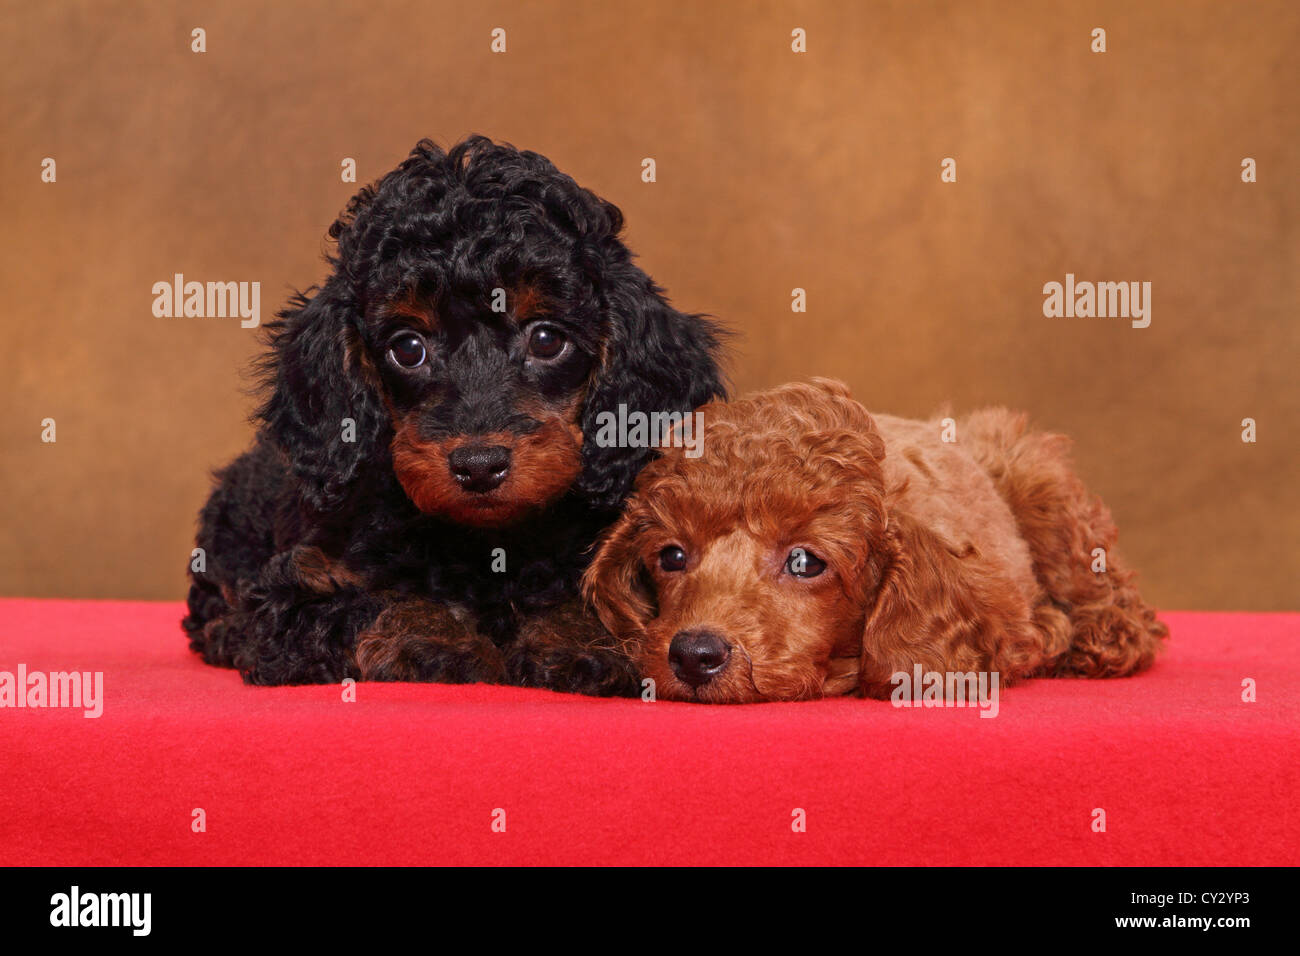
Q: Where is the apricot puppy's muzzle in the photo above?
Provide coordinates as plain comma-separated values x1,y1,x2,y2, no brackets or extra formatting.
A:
668,629,732,688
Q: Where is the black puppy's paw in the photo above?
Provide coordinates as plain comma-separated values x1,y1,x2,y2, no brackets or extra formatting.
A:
354,600,505,685
506,643,641,698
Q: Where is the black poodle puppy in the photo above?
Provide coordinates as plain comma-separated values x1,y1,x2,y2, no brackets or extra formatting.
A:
183,137,725,695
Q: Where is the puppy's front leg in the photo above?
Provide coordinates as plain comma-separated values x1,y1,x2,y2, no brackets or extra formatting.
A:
505,600,642,698
354,599,506,684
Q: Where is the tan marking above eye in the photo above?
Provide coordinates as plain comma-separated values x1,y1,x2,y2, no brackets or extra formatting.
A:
512,285,546,321
383,294,438,333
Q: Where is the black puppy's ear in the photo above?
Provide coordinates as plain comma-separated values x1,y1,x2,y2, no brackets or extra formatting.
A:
256,282,389,515
578,257,727,509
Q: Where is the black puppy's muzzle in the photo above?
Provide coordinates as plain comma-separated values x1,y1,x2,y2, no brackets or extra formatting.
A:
448,443,512,493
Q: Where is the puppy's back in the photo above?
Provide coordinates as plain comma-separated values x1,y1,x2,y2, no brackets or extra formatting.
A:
874,413,1039,606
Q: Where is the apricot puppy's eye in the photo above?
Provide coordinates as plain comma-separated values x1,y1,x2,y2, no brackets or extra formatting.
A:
659,546,687,572
786,548,826,578
388,333,427,369
527,325,567,360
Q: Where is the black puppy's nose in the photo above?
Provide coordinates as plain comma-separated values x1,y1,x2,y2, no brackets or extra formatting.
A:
668,630,732,688
448,444,511,493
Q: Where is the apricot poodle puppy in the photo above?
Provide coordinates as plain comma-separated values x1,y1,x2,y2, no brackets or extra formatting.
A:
584,379,1168,702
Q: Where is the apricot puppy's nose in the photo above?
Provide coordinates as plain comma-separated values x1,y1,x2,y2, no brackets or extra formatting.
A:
449,444,511,493
669,630,732,688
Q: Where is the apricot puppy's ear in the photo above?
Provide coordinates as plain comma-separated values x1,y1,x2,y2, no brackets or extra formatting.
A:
857,511,1040,699
581,512,656,643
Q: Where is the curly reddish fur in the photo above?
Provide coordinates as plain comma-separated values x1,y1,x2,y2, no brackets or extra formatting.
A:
584,379,1168,702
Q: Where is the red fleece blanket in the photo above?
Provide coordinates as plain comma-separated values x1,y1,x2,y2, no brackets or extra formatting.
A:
0,599,1295,866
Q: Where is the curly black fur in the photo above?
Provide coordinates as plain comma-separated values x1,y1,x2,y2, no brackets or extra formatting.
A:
183,137,725,693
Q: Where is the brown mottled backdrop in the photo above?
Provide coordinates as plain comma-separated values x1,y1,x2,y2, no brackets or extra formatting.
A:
1,0,1296,609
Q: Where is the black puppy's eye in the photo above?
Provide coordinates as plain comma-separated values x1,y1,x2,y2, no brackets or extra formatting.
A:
659,546,687,572
527,325,567,360
786,548,826,578
388,333,427,369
